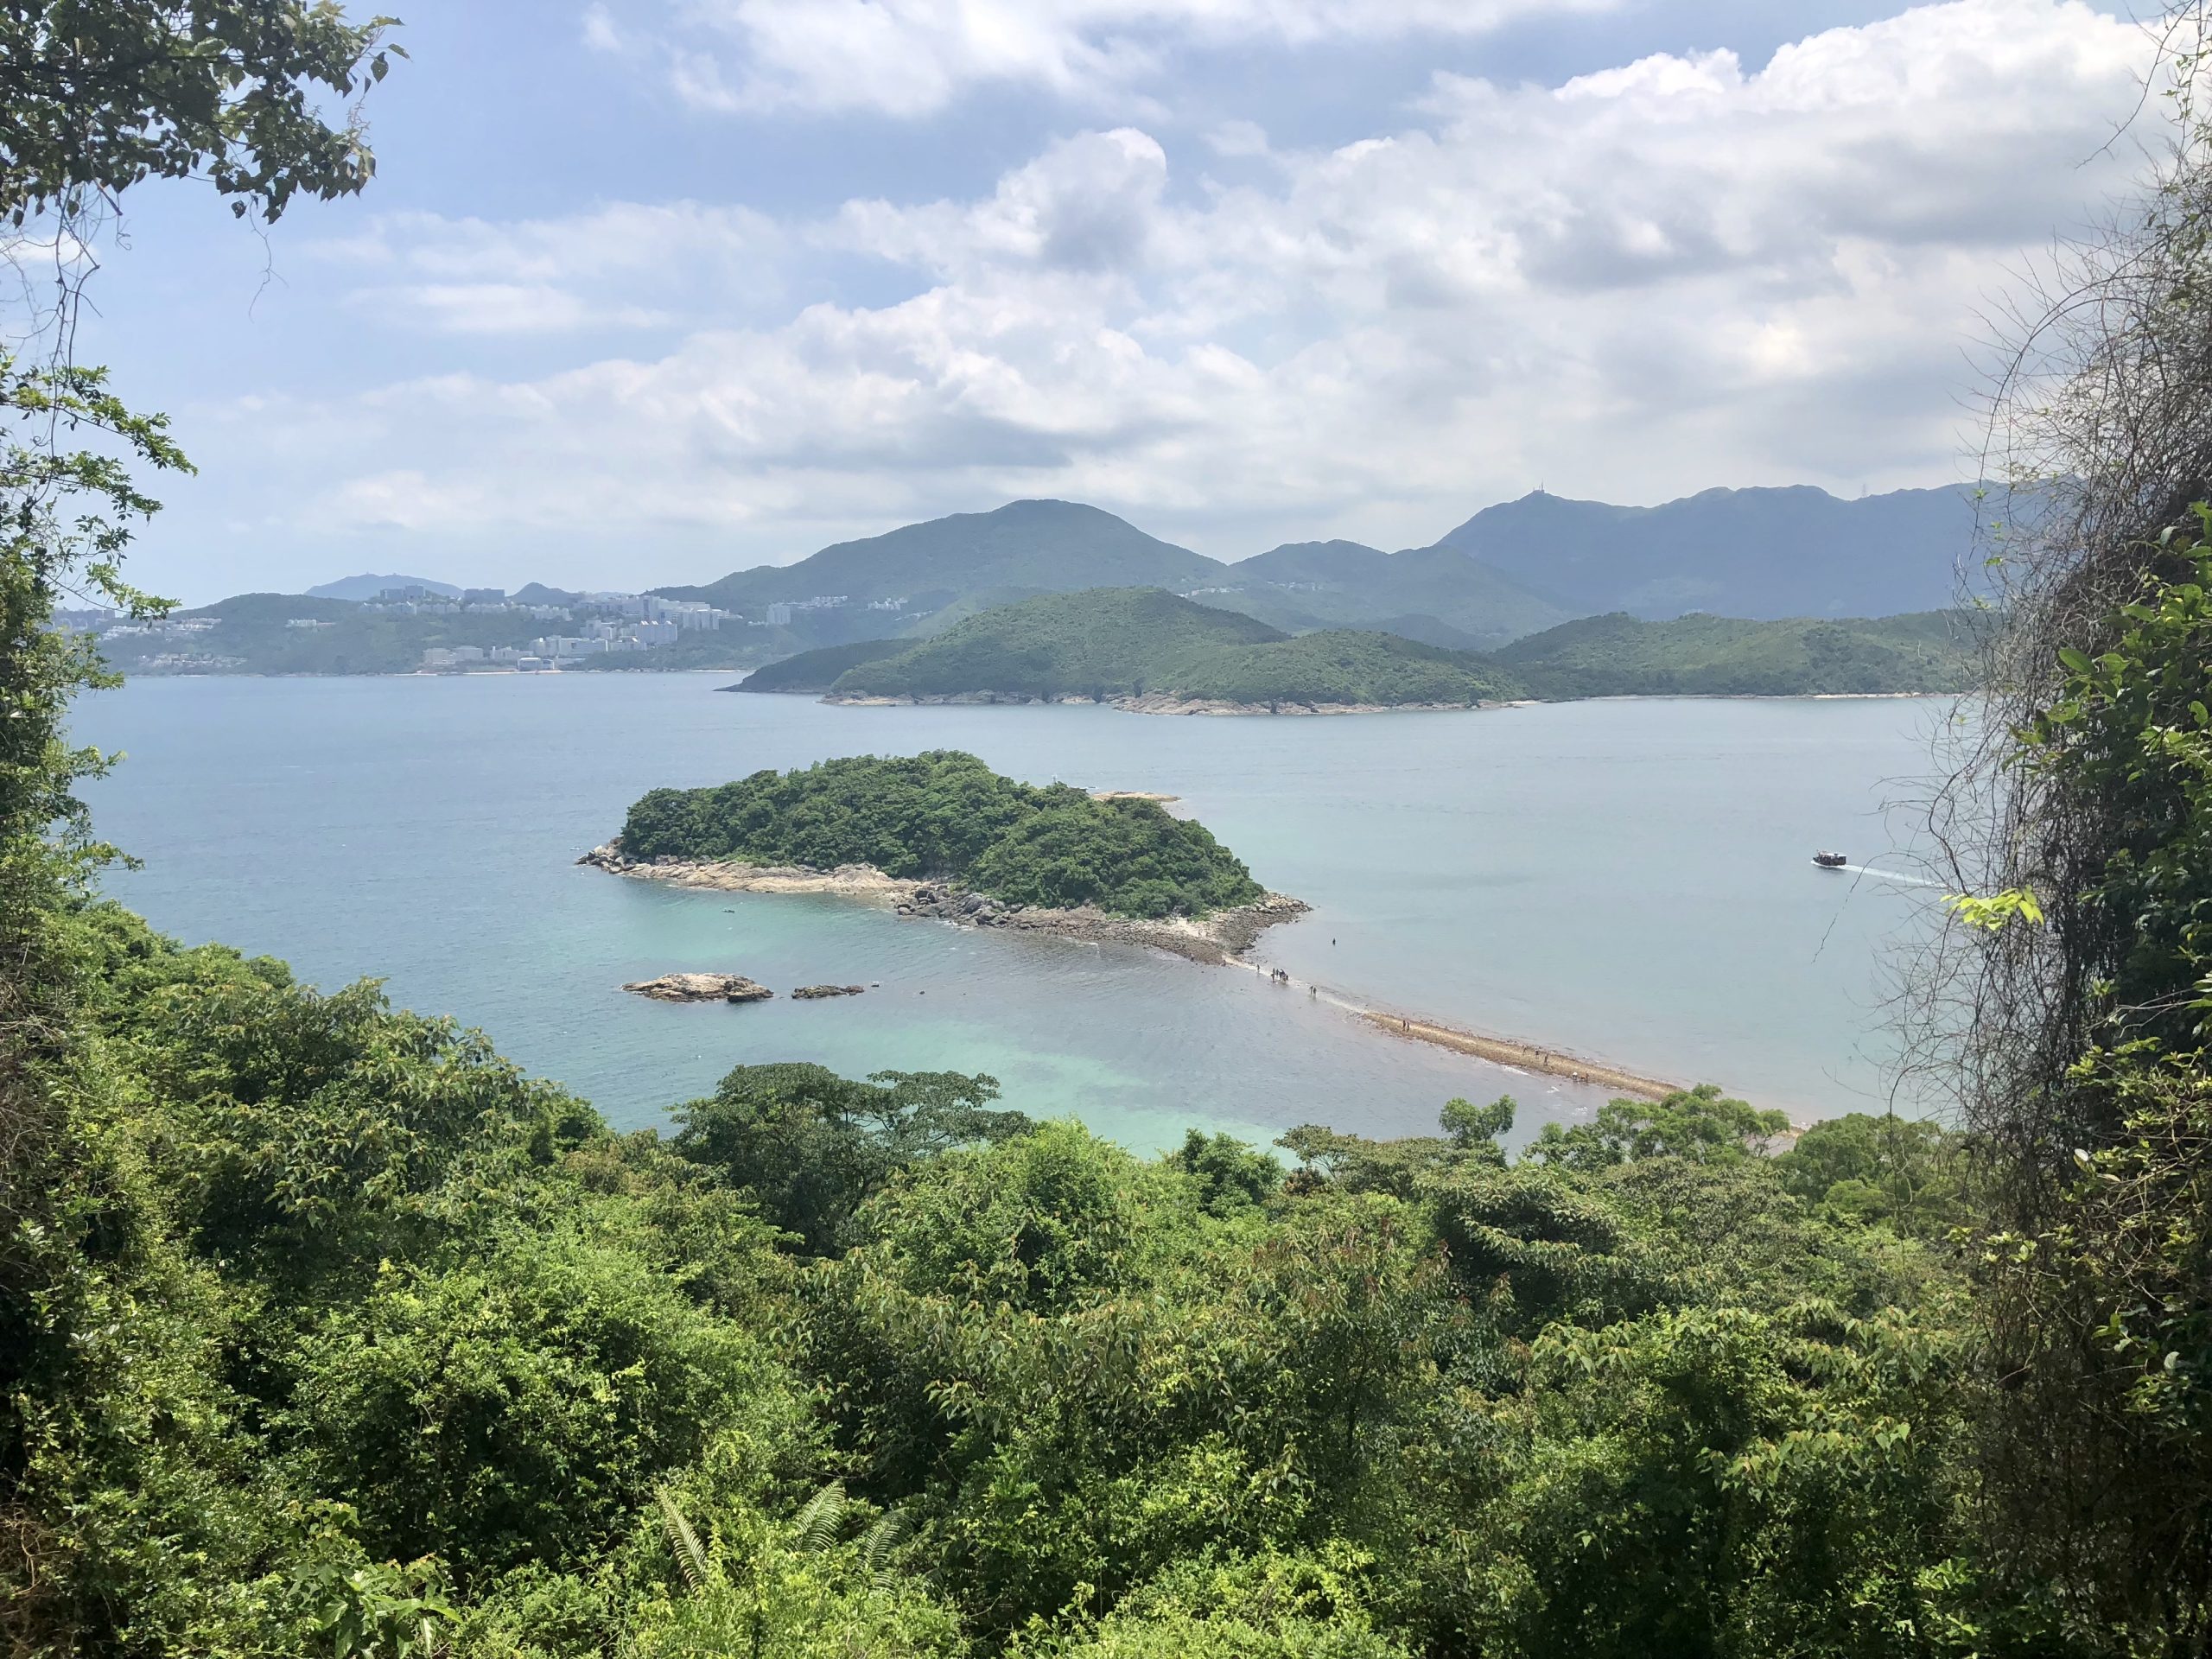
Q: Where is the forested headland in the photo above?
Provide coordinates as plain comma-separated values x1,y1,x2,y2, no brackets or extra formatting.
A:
741,588,1975,709
616,751,1267,919
1492,611,1980,699
814,587,1521,710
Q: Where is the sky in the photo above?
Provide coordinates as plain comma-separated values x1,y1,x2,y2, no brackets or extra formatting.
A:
62,0,2173,601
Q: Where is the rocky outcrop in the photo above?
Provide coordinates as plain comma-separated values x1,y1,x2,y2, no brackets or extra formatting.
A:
622,972,774,1003
893,882,1307,965
586,846,1309,968
791,983,866,999
580,842,913,898
1110,695,1506,716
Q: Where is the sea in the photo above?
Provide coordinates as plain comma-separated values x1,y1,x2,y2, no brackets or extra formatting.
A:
73,675,1958,1152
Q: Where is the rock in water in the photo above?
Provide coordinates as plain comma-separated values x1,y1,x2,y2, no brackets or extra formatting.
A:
621,972,774,1003
791,983,867,999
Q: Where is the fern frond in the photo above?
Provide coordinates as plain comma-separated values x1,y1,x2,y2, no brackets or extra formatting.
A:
792,1479,848,1553
861,1506,912,1591
654,1484,709,1592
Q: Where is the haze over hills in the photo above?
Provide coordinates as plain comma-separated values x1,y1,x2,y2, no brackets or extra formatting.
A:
218,485,1986,680
655,499,1223,616
1201,537,1570,646
1438,485,1981,619
304,573,461,601
642,500,1570,651
651,486,1976,652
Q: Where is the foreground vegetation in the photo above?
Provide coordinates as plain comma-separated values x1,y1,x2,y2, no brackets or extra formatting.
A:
617,751,1267,918
14,902,1994,1657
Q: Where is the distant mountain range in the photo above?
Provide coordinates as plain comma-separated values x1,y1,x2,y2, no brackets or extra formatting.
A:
650,485,1983,651
268,484,1986,677
1438,486,1980,619
305,573,461,601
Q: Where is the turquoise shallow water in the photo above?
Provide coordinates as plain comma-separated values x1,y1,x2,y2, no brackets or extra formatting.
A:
73,676,1950,1148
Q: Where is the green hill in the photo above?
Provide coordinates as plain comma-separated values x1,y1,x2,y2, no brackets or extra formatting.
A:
808,588,1519,709
827,588,1285,702
1492,610,1980,698
618,750,1264,918
1210,539,1569,646
1437,485,1997,619
1149,628,1522,708
657,500,1224,616
732,637,914,693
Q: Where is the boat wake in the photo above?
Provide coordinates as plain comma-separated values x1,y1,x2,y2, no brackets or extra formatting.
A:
1833,863,1945,888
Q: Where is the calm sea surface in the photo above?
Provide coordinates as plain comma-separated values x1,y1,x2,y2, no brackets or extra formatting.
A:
73,676,1953,1150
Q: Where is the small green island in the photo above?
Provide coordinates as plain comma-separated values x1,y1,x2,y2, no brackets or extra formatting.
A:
588,751,1305,960
732,587,1978,711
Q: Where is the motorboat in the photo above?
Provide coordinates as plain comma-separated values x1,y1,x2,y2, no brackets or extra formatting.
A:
1812,851,1848,868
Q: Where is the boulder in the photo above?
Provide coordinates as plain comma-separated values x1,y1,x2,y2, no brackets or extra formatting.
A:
622,972,774,1004
791,983,868,1000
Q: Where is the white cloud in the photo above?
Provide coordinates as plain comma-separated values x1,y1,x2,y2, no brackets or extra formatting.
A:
581,3,623,54
312,201,784,334
602,0,1623,118
177,0,2158,583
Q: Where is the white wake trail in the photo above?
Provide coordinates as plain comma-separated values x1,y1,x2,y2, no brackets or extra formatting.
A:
1832,863,1945,888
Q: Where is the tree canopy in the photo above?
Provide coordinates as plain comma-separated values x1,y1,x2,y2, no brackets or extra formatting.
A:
617,751,1268,918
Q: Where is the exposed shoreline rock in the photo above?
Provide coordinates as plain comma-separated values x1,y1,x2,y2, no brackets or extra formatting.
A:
580,843,1307,967
791,983,866,999
621,971,774,1003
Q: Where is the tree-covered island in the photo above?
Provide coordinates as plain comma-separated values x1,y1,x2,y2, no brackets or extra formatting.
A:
605,750,1275,925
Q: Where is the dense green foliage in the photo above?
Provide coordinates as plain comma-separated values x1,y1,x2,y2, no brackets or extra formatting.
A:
617,750,1268,918
0,2,399,225
1493,610,1980,698
11,902,2020,1657
813,588,1522,708
3,16,407,1654
1957,507,2212,1640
